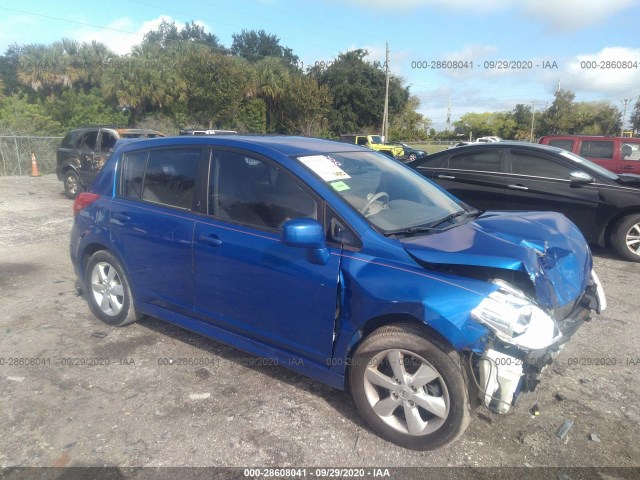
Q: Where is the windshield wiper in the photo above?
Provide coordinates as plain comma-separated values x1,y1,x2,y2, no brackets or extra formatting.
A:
383,226,439,237
382,209,484,238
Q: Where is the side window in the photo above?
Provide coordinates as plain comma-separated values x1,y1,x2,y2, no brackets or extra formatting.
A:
579,141,614,159
78,131,98,151
122,151,148,199
140,149,200,209
621,142,640,161
510,150,574,179
99,131,118,152
548,139,575,151
448,150,501,172
211,151,317,230
356,137,368,146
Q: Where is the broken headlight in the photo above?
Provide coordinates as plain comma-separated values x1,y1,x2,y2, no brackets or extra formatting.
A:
471,280,561,350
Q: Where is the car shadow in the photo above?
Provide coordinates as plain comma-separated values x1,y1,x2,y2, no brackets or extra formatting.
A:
135,316,370,431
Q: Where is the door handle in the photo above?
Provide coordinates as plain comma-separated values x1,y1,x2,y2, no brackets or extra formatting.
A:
621,165,633,170
507,184,529,191
437,174,456,179
112,212,131,222
198,234,223,247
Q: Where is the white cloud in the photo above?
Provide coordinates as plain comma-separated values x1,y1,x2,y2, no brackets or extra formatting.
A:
561,47,640,96
337,0,635,29
339,0,512,12
522,0,635,31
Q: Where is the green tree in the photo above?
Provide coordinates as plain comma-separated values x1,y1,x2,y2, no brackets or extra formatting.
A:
0,43,26,96
255,57,290,132
388,95,431,141
316,49,409,136
280,75,331,136
231,29,299,69
0,94,62,134
17,43,73,96
180,51,252,128
237,97,267,133
511,104,534,139
539,89,575,134
628,98,640,135
47,89,128,129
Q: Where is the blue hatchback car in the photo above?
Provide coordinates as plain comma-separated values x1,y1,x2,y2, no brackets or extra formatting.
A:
71,135,606,450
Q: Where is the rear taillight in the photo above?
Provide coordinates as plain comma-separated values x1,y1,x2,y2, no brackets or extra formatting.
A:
73,192,100,216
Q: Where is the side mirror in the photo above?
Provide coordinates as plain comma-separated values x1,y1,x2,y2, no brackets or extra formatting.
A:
281,218,329,265
569,171,593,185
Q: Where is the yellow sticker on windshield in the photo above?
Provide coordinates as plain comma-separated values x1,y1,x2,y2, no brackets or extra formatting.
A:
330,181,350,192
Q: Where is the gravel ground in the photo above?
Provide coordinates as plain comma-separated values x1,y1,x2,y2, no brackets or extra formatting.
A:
1,175,639,478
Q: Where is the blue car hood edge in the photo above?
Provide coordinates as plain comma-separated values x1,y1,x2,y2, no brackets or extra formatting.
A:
400,211,592,309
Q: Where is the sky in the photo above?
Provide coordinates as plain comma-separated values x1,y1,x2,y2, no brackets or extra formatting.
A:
1,0,639,131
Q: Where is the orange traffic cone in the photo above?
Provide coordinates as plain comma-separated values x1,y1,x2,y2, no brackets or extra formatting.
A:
30,153,41,177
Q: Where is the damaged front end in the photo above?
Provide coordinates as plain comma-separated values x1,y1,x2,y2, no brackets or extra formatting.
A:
401,211,607,414
472,271,606,413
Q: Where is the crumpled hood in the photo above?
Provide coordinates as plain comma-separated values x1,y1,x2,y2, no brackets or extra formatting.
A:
401,211,592,308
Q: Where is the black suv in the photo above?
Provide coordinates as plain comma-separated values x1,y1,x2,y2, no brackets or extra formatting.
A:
56,127,164,198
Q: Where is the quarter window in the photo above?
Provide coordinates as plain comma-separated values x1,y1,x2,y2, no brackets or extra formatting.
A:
448,150,501,172
210,151,317,230
579,141,614,159
510,151,574,179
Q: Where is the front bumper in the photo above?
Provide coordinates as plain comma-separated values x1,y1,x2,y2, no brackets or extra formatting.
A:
477,269,606,413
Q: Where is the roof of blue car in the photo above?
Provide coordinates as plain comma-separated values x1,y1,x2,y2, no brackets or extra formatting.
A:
115,135,364,156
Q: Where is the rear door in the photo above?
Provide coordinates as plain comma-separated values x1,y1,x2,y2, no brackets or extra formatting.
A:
192,149,341,365
579,139,618,173
503,148,601,242
416,148,506,210
619,138,640,174
109,146,204,316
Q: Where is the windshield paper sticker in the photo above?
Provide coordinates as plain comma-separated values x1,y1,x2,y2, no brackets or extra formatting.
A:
299,155,351,182
330,181,350,191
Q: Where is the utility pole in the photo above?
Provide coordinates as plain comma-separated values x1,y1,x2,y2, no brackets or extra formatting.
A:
530,102,536,143
621,98,632,137
381,42,390,141
446,97,451,133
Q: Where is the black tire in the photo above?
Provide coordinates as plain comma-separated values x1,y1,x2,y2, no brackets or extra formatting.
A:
349,324,472,450
407,153,417,162
611,214,640,262
63,170,83,199
85,251,140,327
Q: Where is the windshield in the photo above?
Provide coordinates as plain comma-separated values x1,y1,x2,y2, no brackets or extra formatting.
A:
558,150,618,180
369,135,383,144
297,151,465,233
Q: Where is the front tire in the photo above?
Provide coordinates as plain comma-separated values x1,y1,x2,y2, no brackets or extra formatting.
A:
85,251,140,327
349,324,471,450
611,214,640,262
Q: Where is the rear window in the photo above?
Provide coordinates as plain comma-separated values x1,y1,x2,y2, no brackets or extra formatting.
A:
448,150,501,172
547,139,574,151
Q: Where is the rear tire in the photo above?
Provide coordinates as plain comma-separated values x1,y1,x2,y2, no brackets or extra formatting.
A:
611,214,640,262
349,324,472,450
85,251,140,327
63,170,83,199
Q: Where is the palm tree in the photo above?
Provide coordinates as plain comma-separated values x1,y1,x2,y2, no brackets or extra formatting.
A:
256,57,290,132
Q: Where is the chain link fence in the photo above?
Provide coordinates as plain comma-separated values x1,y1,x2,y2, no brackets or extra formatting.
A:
0,135,62,176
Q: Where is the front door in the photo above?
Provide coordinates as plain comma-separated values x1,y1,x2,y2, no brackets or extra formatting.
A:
192,150,341,365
